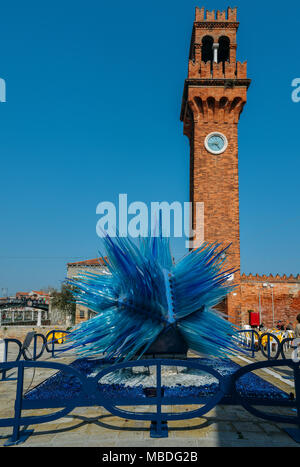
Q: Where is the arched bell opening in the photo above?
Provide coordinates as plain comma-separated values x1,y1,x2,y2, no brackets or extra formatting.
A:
218,36,230,73
202,36,214,63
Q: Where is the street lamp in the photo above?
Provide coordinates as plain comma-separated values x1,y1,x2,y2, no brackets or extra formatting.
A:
258,282,269,326
270,284,275,328
260,282,275,328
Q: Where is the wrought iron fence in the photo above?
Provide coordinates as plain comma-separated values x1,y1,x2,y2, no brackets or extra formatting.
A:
237,329,296,360
1,329,294,370
0,330,70,380
0,329,300,445
0,357,299,445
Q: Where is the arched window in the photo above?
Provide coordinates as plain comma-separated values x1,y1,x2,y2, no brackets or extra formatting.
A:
202,36,213,63
207,97,215,110
218,36,230,63
207,97,215,118
230,97,242,112
219,97,228,109
195,97,204,117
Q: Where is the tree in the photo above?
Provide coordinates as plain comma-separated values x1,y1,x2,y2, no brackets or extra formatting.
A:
50,284,76,324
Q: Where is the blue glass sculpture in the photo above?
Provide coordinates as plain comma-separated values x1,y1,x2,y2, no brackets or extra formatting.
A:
66,234,241,361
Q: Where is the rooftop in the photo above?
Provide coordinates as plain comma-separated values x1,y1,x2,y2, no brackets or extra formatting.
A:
67,257,107,267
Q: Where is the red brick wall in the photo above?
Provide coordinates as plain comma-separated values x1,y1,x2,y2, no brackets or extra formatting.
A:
240,274,300,328
190,116,242,323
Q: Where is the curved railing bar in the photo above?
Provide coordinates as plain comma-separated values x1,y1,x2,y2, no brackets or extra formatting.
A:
280,338,296,360
44,330,71,357
232,359,299,425
259,332,281,360
0,339,22,381
1,330,72,378
237,329,260,358
32,333,47,361
93,358,226,421
0,359,95,444
4,339,23,362
0,356,299,443
237,330,295,361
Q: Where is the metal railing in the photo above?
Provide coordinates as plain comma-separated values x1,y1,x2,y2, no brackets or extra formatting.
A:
0,357,299,445
0,330,70,380
0,309,49,326
1,328,300,444
0,298,49,309
237,330,297,360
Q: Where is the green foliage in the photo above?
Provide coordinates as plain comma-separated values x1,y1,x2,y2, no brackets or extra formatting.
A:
50,284,76,318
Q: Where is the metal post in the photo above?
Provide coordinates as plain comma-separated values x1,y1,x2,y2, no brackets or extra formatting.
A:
4,362,34,446
1,340,8,380
271,287,275,328
258,290,261,325
37,310,41,327
156,362,162,435
283,363,300,443
251,331,255,358
52,332,55,358
11,364,24,442
150,362,168,438
33,335,37,360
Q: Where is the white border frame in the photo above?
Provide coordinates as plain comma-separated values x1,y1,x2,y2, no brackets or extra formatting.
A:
204,132,228,155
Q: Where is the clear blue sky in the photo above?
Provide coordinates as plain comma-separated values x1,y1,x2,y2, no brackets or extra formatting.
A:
0,0,299,295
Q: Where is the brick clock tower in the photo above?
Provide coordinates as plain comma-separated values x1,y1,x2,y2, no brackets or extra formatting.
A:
180,7,251,324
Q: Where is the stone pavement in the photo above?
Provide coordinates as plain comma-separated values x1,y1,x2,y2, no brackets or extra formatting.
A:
0,349,299,447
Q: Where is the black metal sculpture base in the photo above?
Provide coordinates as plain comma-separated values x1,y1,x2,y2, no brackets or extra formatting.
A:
145,325,188,357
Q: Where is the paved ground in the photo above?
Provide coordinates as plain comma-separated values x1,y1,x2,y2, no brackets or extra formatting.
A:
0,345,299,447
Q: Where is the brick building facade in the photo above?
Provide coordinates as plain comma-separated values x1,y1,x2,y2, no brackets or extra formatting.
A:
181,7,300,327
240,274,300,328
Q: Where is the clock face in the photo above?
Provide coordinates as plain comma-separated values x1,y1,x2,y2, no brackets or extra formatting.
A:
205,132,228,155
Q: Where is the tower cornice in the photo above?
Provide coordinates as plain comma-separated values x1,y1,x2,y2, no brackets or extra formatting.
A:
194,21,239,30
180,78,251,122
184,78,251,88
